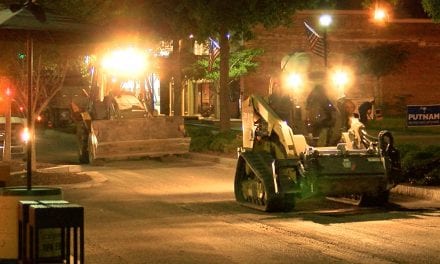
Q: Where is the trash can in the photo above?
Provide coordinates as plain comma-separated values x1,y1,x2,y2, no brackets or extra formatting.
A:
0,187,62,261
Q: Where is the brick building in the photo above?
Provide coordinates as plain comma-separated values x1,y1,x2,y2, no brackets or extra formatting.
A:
242,10,440,115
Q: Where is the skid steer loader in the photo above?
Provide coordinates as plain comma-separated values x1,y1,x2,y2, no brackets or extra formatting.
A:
234,95,401,212
72,47,190,164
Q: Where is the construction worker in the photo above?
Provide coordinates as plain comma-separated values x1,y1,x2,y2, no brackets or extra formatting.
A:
358,100,374,126
268,76,294,128
306,84,337,146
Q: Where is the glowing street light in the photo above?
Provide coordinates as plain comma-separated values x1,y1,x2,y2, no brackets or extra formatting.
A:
319,14,332,67
373,7,389,24
319,14,332,27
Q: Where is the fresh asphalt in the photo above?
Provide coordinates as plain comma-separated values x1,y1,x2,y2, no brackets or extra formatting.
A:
40,152,440,202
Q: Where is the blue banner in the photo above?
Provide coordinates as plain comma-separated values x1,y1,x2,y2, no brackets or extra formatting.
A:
407,104,440,127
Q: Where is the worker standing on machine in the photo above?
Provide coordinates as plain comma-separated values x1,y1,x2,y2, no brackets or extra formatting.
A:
358,100,375,126
268,76,294,129
306,84,337,147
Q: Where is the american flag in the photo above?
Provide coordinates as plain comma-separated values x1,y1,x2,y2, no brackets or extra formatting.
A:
304,22,325,58
208,37,220,71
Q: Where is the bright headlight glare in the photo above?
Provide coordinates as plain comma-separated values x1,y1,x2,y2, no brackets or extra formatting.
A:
21,127,30,143
332,70,348,87
287,73,301,87
102,47,147,77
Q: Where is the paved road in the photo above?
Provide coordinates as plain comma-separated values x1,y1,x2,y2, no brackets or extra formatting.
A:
63,157,440,264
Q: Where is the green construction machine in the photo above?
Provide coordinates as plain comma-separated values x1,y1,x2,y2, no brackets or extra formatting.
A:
234,94,401,212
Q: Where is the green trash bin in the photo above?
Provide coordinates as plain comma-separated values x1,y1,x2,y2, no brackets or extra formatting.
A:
0,187,62,261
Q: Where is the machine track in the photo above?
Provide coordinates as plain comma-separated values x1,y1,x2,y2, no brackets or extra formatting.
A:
234,151,296,212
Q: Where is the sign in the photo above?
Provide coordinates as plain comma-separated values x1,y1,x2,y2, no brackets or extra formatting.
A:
407,104,440,127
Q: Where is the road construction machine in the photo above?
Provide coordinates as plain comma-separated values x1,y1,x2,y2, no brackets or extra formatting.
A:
234,94,401,212
234,52,401,211
72,47,190,164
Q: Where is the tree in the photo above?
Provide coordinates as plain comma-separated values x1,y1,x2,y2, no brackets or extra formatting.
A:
422,0,440,21
186,47,263,82
354,43,408,107
0,40,87,169
185,47,263,115
142,0,197,116
188,0,323,132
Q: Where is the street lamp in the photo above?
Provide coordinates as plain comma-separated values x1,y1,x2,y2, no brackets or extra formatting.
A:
319,14,332,68
373,6,389,24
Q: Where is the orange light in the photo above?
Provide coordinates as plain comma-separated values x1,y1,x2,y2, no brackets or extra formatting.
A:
101,47,148,77
374,8,387,21
21,127,30,143
37,115,42,122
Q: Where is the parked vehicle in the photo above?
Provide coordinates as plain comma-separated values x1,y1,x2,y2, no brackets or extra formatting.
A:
0,100,27,159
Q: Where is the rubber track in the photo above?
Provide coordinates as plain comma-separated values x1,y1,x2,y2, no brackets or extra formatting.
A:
236,151,281,211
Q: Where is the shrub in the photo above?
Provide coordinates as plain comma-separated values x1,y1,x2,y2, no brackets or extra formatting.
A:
187,126,241,154
398,144,440,186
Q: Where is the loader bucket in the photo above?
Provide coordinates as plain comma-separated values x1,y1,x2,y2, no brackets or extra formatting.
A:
88,116,190,162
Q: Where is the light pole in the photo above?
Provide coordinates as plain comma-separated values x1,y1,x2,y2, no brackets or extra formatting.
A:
319,14,332,68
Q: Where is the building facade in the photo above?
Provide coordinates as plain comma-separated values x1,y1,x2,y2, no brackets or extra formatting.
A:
242,10,440,115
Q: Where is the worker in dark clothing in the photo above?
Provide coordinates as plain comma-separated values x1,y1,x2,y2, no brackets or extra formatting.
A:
268,77,294,128
306,85,337,146
358,100,374,126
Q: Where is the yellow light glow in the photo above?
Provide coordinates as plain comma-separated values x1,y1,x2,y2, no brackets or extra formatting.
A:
374,8,387,22
332,70,348,87
286,73,302,89
102,47,148,77
331,68,352,98
21,127,30,143
319,14,332,27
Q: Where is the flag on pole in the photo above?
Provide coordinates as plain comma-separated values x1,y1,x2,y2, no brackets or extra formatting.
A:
304,22,325,58
208,37,220,71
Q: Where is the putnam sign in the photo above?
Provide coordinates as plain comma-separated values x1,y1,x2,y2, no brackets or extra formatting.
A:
407,105,440,127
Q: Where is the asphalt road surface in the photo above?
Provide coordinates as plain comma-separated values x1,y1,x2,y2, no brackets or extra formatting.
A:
62,157,440,264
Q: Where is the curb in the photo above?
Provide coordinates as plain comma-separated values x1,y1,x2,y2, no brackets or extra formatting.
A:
37,165,83,174
391,184,440,201
187,152,440,202
186,152,237,167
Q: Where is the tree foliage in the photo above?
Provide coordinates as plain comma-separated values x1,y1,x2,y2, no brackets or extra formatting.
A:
185,48,263,82
355,43,408,79
185,0,323,131
354,43,408,107
39,0,142,25
422,0,440,21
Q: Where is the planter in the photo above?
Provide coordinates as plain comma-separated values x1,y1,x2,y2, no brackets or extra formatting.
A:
0,186,63,261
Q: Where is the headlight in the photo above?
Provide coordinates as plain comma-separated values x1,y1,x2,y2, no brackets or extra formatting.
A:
21,127,30,143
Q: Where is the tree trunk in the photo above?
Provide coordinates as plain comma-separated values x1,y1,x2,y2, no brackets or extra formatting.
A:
374,76,383,108
172,38,182,116
219,27,231,132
